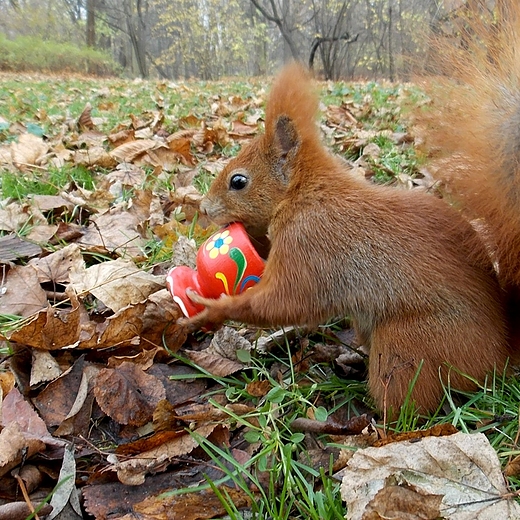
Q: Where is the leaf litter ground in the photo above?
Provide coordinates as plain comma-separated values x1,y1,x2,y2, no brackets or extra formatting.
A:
0,71,519,519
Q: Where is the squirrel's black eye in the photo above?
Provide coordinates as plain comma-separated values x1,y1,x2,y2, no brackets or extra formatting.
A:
229,173,248,191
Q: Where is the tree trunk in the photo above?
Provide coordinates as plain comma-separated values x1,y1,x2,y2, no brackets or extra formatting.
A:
86,0,96,47
388,2,394,81
123,0,148,78
249,0,301,61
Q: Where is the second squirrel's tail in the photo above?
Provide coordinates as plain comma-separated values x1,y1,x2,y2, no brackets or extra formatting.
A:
418,3,520,299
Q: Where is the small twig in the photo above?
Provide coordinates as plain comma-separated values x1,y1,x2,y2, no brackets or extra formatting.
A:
14,473,39,520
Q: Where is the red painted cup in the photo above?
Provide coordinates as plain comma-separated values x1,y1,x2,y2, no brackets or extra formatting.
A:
166,223,264,318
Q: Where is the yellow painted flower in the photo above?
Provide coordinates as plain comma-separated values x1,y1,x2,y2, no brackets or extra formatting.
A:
205,229,233,259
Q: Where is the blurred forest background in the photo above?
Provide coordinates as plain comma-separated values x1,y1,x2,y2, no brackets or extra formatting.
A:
0,0,507,80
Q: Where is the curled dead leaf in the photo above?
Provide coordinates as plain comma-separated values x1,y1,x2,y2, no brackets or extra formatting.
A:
341,432,520,520
77,102,95,131
113,422,217,485
11,133,48,170
94,362,166,426
0,265,48,318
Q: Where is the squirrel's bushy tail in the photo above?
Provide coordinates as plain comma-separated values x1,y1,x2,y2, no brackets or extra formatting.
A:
419,4,520,295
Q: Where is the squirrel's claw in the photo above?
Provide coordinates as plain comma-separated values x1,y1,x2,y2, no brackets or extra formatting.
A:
177,290,227,332
186,289,213,307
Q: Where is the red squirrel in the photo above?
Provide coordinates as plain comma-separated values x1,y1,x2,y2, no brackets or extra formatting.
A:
181,27,520,414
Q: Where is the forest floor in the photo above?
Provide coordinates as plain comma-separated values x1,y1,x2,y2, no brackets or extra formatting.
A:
0,72,519,520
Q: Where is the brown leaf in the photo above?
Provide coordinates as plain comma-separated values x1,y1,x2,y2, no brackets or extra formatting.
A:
0,265,48,317
11,133,48,170
30,194,74,213
107,347,160,370
148,364,209,408
341,432,520,519
374,423,458,447
152,399,178,432
174,402,255,425
246,380,272,397
132,485,252,520
94,362,166,426
0,371,15,398
77,102,95,131
505,454,520,477
25,223,59,244
140,289,185,351
29,243,84,284
77,210,147,258
229,119,258,138
77,301,146,350
183,326,252,377
0,422,46,479
1,387,51,440
290,414,372,435
104,165,146,187
365,485,443,520
0,202,38,233
74,146,116,169
114,422,217,485
186,350,245,377
116,429,185,456
167,129,196,165
0,501,52,520
54,365,99,437
30,349,62,387
32,356,87,428
83,471,208,519
69,258,163,313
110,139,157,163
107,128,135,147
6,290,81,350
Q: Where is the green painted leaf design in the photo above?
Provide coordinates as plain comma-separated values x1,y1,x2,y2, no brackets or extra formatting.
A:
229,247,247,293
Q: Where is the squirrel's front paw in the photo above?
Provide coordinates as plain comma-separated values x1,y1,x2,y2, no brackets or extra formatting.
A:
178,311,210,333
177,290,228,332
186,289,215,308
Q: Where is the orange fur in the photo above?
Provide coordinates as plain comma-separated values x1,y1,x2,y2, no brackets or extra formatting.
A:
182,55,516,416
418,3,520,348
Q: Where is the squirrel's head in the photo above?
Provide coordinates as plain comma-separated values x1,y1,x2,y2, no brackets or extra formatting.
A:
200,63,319,237
200,114,300,237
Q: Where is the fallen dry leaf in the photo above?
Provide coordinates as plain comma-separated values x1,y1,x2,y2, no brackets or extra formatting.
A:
83,470,212,519
5,290,81,349
69,257,163,312
184,326,253,377
93,361,166,426
0,202,36,233
113,422,218,485
77,209,148,257
186,349,245,378
76,301,145,349
140,288,185,350
0,264,48,317
1,387,52,440
29,243,85,284
30,349,63,387
0,371,15,398
246,379,272,397
340,431,520,519
131,485,252,520
32,356,88,428
10,132,48,169
0,422,46,479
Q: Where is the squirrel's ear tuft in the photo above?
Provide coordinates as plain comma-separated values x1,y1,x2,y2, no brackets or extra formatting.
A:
275,115,299,159
265,62,319,144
